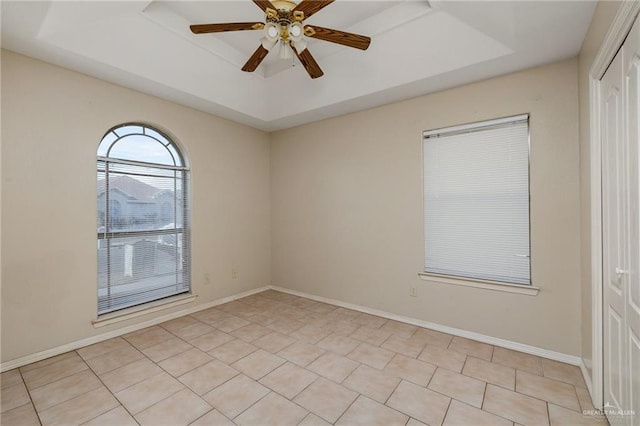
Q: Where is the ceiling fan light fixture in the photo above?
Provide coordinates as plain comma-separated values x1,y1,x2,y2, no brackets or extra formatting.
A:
288,22,303,41
292,40,307,54
261,37,277,51
264,22,280,41
278,40,292,59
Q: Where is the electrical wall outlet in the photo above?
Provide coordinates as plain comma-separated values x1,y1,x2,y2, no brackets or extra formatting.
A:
232,267,238,279
204,273,211,286
409,287,417,297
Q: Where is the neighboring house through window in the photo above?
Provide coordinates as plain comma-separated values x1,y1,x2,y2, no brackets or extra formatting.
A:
97,123,190,315
422,114,531,286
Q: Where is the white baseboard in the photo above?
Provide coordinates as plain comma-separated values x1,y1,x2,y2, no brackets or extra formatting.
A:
580,358,594,400
270,285,583,366
0,286,269,372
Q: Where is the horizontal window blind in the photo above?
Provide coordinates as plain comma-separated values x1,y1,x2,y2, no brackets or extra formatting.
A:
97,124,190,315
423,115,531,285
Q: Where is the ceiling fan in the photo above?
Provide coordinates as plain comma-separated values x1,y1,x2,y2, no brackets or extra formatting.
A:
190,0,371,79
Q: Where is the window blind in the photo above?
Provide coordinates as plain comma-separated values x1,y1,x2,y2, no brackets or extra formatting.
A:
423,115,531,285
97,124,190,315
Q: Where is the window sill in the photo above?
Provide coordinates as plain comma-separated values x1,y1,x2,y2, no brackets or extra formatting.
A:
418,273,540,296
92,293,197,328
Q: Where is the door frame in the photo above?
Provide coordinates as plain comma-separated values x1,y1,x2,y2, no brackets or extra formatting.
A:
589,1,640,409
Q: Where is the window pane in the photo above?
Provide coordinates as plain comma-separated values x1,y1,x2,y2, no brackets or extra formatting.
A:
423,116,530,285
109,135,175,165
97,124,190,315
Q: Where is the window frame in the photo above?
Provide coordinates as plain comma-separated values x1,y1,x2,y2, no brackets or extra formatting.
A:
97,123,191,316
419,114,538,295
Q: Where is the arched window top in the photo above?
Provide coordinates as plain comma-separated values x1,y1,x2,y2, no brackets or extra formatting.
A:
98,123,184,167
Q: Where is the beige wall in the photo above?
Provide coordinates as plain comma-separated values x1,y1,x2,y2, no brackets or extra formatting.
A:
271,58,582,355
0,50,271,363
577,1,622,378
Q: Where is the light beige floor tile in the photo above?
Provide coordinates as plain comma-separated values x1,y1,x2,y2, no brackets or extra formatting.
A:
178,359,238,395
230,323,272,342
324,319,360,336
307,352,360,383
449,336,494,361
82,406,138,426
349,326,392,346
483,383,549,425
307,302,338,315
247,312,279,326
336,395,408,426
443,399,512,426
304,313,332,328
135,388,211,426
384,353,436,386
259,362,318,399
332,308,361,320
516,370,581,412
0,382,30,413
381,335,426,358
492,347,543,376
160,316,202,333
294,377,358,423
380,320,417,339
231,349,286,380
209,315,250,333
84,345,145,375
19,352,78,374
188,330,235,352
548,403,608,425
39,386,119,426
352,313,387,329
342,364,400,403
191,308,230,325
124,326,174,350
428,367,486,408
277,341,325,367
0,370,23,389
463,356,516,390
190,409,235,426
418,344,467,373
170,322,214,341
30,369,102,412
252,332,296,353
406,419,428,426
347,342,395,369
290,325,332,344
158,348,213,377
208,339,257,364
412,328,454,349
0,403,40,426
542,358,587,388
267,319,305,334
99,358,162,393
386,380,451,426
77,337,131,360
202,374,270,419
140,336,193,363
235,391,308,426
21,354,89,390
298,413,333,426
115,372,184,414
317,333,360,356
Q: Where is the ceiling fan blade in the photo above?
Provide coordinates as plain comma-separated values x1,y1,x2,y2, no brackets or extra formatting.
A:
242,45,270,72
252,0,278,13
306,25,371,50
190,22,264,34
294,48,324,79
292,0,335,20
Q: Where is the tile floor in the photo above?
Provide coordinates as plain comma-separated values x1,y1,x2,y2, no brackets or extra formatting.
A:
0,290,608,426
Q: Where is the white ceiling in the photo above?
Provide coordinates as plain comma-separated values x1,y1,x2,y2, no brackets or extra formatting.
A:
1,1,596,131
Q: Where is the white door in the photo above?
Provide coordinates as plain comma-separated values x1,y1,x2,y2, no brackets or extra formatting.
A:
601,15,640,426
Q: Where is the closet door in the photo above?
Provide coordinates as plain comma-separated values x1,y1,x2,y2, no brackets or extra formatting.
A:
601,14,639,426
622,15,639,426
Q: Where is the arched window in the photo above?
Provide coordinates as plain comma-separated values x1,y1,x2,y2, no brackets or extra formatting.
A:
97,123,190,315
